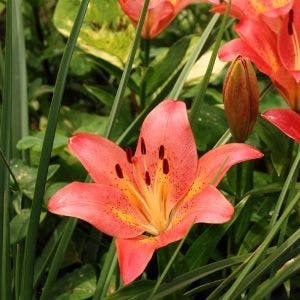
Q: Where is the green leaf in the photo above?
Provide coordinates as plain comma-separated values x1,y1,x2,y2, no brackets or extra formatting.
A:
144,36,192,97
185,196,249,270
10,209,46,244
84,84,115,108
11,159,60,199
48,264,96,299
53,0,135,68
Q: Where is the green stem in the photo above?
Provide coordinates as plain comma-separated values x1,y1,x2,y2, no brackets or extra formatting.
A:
40,219,77,300
189,0,231,128
20,2,89,299
1,0,13,298
104,0,150,140
140,38,150,108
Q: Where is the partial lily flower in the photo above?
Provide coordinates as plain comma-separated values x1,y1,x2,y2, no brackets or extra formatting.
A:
208,0,300,112
118,0,200,39
262,108,300,143
48,99,263,284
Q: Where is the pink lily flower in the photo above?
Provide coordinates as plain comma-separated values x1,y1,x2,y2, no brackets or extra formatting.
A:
207,0,300,112
118,0,200,39
48,99,263,284
262,108,300,143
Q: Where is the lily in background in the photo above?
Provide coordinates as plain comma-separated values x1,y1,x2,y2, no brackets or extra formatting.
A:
48,99,262,284
262,108,300,143
208,0,300,112
118,0,200,38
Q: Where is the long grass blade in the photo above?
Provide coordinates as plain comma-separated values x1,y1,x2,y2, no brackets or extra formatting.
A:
222,191,300,300
40,218,77,300
11,0,28,160
20,1,90,299
189,0,231,128
0,0,13,298
104,0,150,139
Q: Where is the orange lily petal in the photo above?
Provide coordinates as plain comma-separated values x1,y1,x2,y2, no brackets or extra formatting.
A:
262,108,300,143
48,182,146,239
191,143,263,193
116,236,157,284
68,133,134,187
173,185,234,225
135,99,198,209
278,2,300,82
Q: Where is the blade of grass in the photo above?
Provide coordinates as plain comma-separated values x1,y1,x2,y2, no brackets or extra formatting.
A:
1,0,13,299
206,229,300,299
20,1,90,299
12,0,28,160
104,0,150,139
149,226,192,298
33,219,69,288
40,218,77,300
249,254,300,299
222,191,300,300
168,14,220,99
92,241,117,300
189,0,231,128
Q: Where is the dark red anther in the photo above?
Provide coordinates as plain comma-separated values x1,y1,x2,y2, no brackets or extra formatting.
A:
288,9,294,35
115,164,124,179
145,171,151,185
159,145,165,160
125,147,133,163
141,137,146,155
163,159,169,175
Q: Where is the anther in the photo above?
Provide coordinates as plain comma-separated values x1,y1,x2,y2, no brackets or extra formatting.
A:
163,159,169,175
288,9,294,35
115,164,124,179
145,171,151,185
141,137,146,155
159,145,165,160
125,147,133,163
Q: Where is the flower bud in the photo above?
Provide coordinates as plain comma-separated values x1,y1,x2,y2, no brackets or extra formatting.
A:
223,56,259,142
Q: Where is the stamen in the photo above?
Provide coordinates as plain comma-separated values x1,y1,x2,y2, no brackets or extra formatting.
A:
115,164,124,179
125,147,133,163
141,137,146,155
159,145,165,160
145,171,151,185
163,159,169,175
288,9,294,35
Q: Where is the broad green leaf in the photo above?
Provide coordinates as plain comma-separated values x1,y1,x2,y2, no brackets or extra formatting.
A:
10,209,46,244
11,159,60,199
84,84,115,108
48,264,96,299
186,50,227,85
53,0,135,68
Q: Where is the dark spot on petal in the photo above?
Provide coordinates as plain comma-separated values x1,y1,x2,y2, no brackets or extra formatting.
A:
145,171,151,185
125,147,133,163
159,145,165,160
115,164,124,179
163,159,169,175
288,9,294,35
141,137,146,155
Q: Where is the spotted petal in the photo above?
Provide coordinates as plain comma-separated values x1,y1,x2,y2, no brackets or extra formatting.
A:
262,108,300,143
135,99,198,209
68,133,134,187
48,182,146,239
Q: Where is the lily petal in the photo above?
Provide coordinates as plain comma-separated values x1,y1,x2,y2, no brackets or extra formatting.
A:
116,236,157,284
188,144,263,196
48,182,146,239
278,2,300,82
68,133,133,186
174,185,234,225
135,99,198,208
261,108,300,143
